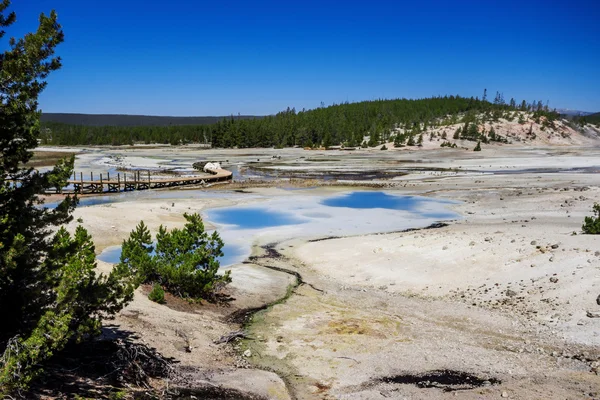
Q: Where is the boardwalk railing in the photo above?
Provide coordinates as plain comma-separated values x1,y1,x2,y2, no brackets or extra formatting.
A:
56,169,232,194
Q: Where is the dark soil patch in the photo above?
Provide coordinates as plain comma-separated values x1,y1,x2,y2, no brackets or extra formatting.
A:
380,370,501,392
139,284,234,313
243,165,407,181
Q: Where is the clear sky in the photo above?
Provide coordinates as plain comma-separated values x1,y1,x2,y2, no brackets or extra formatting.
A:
9,0,600,115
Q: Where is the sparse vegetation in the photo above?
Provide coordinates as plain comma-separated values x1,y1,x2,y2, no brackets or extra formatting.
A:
24,151,78,168
582,203,600,234
440,141,457,148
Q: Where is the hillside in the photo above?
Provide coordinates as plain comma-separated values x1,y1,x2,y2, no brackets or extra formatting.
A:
583,112,600,124
383,111,600,150
40,113,261,127
40,96,600,148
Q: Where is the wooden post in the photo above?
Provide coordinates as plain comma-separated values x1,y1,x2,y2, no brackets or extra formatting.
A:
91,171,93,182
100,173,103,193
148,170,150,185
107,171,110,181
124,173,126,191
118,173,120,192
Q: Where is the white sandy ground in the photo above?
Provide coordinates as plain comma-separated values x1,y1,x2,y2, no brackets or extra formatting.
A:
50,144,600,399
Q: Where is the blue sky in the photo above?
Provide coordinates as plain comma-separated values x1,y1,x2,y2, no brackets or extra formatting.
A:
9,0,600,115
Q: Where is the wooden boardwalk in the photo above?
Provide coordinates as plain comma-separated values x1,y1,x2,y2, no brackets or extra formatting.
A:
60,169,232,194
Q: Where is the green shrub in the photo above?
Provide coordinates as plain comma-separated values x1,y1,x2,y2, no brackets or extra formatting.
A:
473,141,482,151
440,141,457,148
380,144,387,150
148,284,166,304
120,214,231,301
582,203,600,234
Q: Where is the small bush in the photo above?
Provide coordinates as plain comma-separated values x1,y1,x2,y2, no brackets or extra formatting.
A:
440,141,457,148
473,141,482,151
148,284,166,304
582,203,600,234
380,144,388,150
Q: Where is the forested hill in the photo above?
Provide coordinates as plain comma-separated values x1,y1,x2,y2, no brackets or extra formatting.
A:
40,113,260,127
41,95,558,147
576,112,600,125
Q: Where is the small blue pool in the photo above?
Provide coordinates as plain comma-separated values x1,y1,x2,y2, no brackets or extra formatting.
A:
321,191,421,210
321,191,456,219
206,207,306,229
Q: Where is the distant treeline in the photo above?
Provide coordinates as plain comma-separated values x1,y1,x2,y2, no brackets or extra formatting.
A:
40,113,259,127
41,94,559,147
573,112,600,126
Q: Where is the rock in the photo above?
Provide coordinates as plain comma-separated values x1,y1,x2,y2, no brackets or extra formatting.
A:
551,244,559,249
530,240,537,245
597,294,600,306
485,237,492,242
586,311,600,318
506,289,518,297
442,246,448,250
549,277,559,283
501,391,509,398
243,349,252,357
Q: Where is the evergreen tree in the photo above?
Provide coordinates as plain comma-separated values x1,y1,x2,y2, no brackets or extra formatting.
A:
0,3,136,393
473,141,482,151
322,132,332,148
453,127,461,140
368,130,380,147
120,214,231,300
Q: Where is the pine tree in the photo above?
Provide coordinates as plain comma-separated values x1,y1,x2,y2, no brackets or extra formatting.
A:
453,127,461,140
120,214,231,300
322,132,332,148
0,2,136,393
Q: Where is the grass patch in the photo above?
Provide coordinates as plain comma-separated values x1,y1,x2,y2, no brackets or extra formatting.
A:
25,151,78,167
